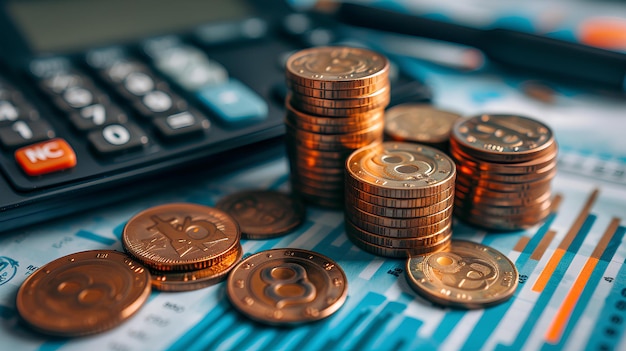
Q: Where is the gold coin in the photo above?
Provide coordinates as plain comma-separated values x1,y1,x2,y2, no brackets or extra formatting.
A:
285,46,389,90
151,244,242,292
451,114,555,163
346,142,456,198
216,190,306,240
405,240,518,308
16,250,151,337
122,203,241,271
226,248,348,325
384,104,462,144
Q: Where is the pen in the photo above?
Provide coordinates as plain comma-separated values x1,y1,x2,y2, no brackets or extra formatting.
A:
313,2,626,94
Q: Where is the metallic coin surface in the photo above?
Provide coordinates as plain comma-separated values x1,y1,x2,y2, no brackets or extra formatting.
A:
346,142,456,197
347,192,454,218
216,190,306,240
345,203,454,228
226,248,348,325
16,250,151,337
406,240,518,308
385,104,462,143
285,46,389,89
123,203,241,271
451,114,555,163
346,183,454,208
151,244,242,292
345,219,452,248
347,229,451,258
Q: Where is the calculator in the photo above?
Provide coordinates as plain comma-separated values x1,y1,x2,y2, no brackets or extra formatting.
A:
0,0,431,233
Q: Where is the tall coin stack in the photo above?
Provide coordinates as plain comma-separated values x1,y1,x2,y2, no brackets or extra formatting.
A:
450,114,558,230
344,142,456,258
285,46,390,208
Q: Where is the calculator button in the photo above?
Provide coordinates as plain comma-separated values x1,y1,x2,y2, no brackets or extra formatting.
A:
124,72,155,96
42,73,83,94
133,88,187,118
88,123,148,155
0,120,55,149
62,86,94,108
195,18,268,46
14,138,76,176
152,110,210,140
0,101,19,123
196,79,267,126
69,103,127,131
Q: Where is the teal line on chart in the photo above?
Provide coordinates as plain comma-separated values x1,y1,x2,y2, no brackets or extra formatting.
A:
494,214,597,350
165,302,229,351
543,225,625,350
585,230,626,351
268,173,289,190
460,213,557,351
351,301,407,350
75,230,116,246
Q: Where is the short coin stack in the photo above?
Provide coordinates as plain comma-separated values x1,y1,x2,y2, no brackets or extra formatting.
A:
122,203,242,291
450,114,558,230
285,46,390,208
344,141,456,258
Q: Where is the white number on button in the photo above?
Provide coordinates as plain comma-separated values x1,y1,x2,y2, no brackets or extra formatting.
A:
102,124,130,145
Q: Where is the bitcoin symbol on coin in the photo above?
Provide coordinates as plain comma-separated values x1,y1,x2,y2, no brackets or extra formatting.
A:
261,262,316,308
369,149,433,181
148,215,228,257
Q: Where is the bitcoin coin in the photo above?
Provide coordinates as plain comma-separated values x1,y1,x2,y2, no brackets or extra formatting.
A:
451,114,555,163
346,229,451,258
347,192,454,218
346,142,456,198
406,240,518,308
345,219,452,248
384,104,462,144
345,201,454,228
123,203,240,271
216,190,306,240
285,46,389,89
346,183,454,208
226,248,348,325
16,250,151,336
151,244,242,292
287,78,389,98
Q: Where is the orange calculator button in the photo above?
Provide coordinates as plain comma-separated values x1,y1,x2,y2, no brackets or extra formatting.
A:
15,138,77,176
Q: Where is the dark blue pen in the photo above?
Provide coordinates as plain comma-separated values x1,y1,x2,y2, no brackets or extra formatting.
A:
316,2,626,94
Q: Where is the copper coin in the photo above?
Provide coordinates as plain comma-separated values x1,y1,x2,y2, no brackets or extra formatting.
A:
216,190,306,240
123,203,241,271
455,211,551,230
455,172,555,192
287,78,390,98
451,114,555,163
290,96,389,117
346,142,456,198
385,104,462,144
151,244,242,292
450,142,558,174
406,240,518,308
285,112,384,134
16,250,151,337
285,130,383,151
346,228,451,258
454,181,551,199
345,204,453,228
286,99,384,125
345,219,452,247
285,46,389,89
347,214,452,238
456,162,557,183
455,188,552,207
347,192,454,218
345,183,454,208
291,86,390,109
226,248,348,325
286,119,384,144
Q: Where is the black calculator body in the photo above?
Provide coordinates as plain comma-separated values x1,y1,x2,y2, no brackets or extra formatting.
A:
0,0,431,233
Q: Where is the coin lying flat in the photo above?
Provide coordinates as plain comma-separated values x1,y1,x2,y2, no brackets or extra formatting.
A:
226,248,348,326
405,240,518,309
16,250,151,337
123,203,240,271
216,190,306,240
384,103,462,144
151,243,242,292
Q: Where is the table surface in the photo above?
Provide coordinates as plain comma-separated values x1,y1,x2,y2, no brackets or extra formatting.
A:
1,2,626,350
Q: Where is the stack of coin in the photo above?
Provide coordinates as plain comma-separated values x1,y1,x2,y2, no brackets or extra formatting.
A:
449,114,558,230
284,46,390,208
344,141,456,258
384,103,462,152
122,203,243,291
405,240,518,309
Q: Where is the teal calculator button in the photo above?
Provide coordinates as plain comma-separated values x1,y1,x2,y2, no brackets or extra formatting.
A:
196,79,267,125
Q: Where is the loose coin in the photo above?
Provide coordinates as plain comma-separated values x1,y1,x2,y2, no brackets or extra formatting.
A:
406,239,518,308
123,203,240,271
385,104,462,144
16,250,151,337
226,248,348,326
216,190,306,240
151,244,242,292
